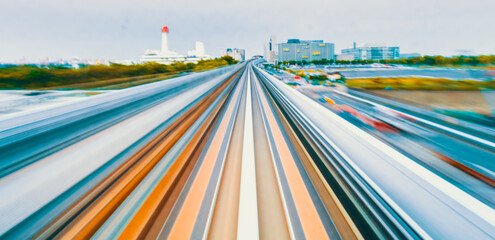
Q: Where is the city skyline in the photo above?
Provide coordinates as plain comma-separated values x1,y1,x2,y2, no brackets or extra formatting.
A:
1,0,494,62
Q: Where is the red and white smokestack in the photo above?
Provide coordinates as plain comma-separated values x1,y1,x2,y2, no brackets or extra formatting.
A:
161,26,169,54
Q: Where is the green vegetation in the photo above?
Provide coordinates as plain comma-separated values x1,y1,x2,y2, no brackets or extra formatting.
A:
346,77,495,90
380,55,495,66
309,74,329,81
0,56,238,89
278,55,495,67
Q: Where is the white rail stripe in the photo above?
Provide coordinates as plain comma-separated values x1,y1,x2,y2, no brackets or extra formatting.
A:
237,67,259,240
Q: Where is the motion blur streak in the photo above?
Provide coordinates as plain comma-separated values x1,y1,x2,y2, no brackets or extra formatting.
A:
0,60,494,239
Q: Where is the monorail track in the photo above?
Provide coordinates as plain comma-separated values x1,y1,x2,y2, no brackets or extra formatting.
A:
0,61,494,239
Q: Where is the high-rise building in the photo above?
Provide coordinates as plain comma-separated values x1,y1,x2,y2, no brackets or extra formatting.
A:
277,39,335,62
226,48,245,61
264,36,277,63
187,41,207,57
342,43,400,60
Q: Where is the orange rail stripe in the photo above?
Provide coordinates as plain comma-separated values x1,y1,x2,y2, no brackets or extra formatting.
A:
272,93,363,239
164,77,243,240
142,132,211,239
51,70,241,239
142,74,244,239
114,105,219,239
52,109,198,239
253,77,330,240
208,80,246,239
39,102,202,238
116,72,242,239
251,80,291,240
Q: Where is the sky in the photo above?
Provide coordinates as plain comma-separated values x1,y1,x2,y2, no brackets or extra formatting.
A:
0,0,494,62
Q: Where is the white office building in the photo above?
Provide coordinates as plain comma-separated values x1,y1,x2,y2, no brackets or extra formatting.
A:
226,48,245,61
277,39,335,62
141,26,212,64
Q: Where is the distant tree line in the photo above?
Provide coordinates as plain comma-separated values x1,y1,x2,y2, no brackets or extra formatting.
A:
379,55,495,66
346,77,495,90
278,55,495,66
0,56,238,89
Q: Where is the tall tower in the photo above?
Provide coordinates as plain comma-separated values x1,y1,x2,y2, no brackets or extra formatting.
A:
195,41,205,56
269,35,277,51
267,35,277,62
161,26,169,54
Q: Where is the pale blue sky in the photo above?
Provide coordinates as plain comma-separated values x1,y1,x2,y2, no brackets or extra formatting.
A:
1,0,494,62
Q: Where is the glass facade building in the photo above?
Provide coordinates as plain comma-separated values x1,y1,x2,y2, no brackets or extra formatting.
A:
342,46,400,60
277,39,335,62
